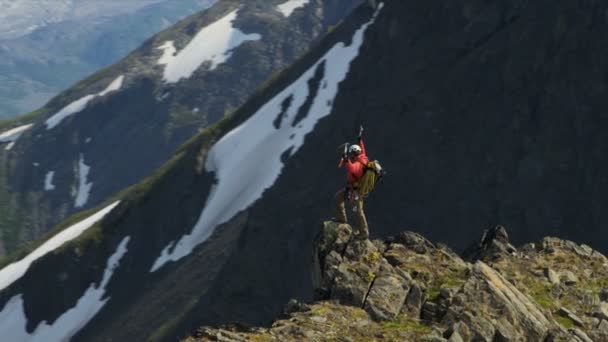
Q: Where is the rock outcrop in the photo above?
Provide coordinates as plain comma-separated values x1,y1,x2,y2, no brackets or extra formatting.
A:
192,222,608,341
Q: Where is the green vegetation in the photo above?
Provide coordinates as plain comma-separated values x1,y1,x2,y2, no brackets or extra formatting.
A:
514,272,557,310
0,108,47,131
364,251,381,264
555,314,575,329
0,159,21,253
0,196,110,269
148,298,199,342
426,268,468,303
381,316,432,334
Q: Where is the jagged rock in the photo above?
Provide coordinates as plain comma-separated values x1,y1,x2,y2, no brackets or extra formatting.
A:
392,231,436,254
330,249,380,306
312,221,354,293
447,331,464,342
283,299,311,315
442,262,552,341
443,322,471,341
421,301,441,321
493,321,516,342
404,282,425,315
314,222,417,321
599,288,608,302
592,303,608,321
460,312,495,342
560,270,578,286
363,259,411,321
439,288,455,301
540,238,595,259
462,225,517,262
570,328,593,342
598,320,608,334
384,243,410,266
544,267,560,285
194,225,608,342
558,307,584,327
580,290,599,307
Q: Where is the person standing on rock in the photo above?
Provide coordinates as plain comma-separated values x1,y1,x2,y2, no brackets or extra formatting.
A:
334,126,370,239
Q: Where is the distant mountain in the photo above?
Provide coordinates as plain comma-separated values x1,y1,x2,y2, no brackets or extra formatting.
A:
0,0,216,119
0,0,360,253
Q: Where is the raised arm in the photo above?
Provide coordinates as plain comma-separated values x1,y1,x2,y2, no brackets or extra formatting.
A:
358,136,366,156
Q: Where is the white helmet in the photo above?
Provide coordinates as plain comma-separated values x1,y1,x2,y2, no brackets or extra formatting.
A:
348,144,362,155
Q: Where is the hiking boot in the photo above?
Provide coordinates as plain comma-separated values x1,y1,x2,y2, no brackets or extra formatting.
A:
354,229,369,240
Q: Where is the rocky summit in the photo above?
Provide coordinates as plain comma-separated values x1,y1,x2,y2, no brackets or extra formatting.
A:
193,222,608,341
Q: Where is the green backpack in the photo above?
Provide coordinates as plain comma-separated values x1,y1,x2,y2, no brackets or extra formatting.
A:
357,160,385,197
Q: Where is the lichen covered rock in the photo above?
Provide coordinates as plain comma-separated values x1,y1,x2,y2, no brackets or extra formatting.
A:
190,223,608,341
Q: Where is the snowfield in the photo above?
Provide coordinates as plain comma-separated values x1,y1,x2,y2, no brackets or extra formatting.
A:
0,124,33,150
75,154,93,208
0,236,130,342
157,9,261,83
277,0,310,17
150,5,384,271
44,171,56,191
45,75,124,130
0,201,120,291
0,124,33,143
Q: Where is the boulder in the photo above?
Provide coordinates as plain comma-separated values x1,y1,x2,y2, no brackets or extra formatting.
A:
560,270,579,286
363,259,411,321
558,307,584,327
592,303,608,321
462,225,517,262
403,282,425,314
544,267,560,285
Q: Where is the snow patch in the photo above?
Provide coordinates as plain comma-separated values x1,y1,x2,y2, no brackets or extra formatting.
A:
0,201,120,291
157,9,261,83
0,124,33,148
98,75,124,96
45,75,124,130
277,0,309,17
74,154,93,208
0,236,130,342
150,5,383,271
44,171,55,191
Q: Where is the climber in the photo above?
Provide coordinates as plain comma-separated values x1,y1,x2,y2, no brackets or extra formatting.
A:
334,126,370,239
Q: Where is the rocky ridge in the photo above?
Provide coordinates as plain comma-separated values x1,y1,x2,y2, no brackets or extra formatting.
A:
193,222,608,341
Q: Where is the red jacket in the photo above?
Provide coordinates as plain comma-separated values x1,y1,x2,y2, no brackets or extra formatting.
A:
344,138,369,186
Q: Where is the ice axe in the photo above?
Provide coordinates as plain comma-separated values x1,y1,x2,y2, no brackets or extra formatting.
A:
337,142,348,167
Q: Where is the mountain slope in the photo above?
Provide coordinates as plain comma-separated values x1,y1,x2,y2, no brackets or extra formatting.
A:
0,0,360,254
0,4,381,341
2,0,608,341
